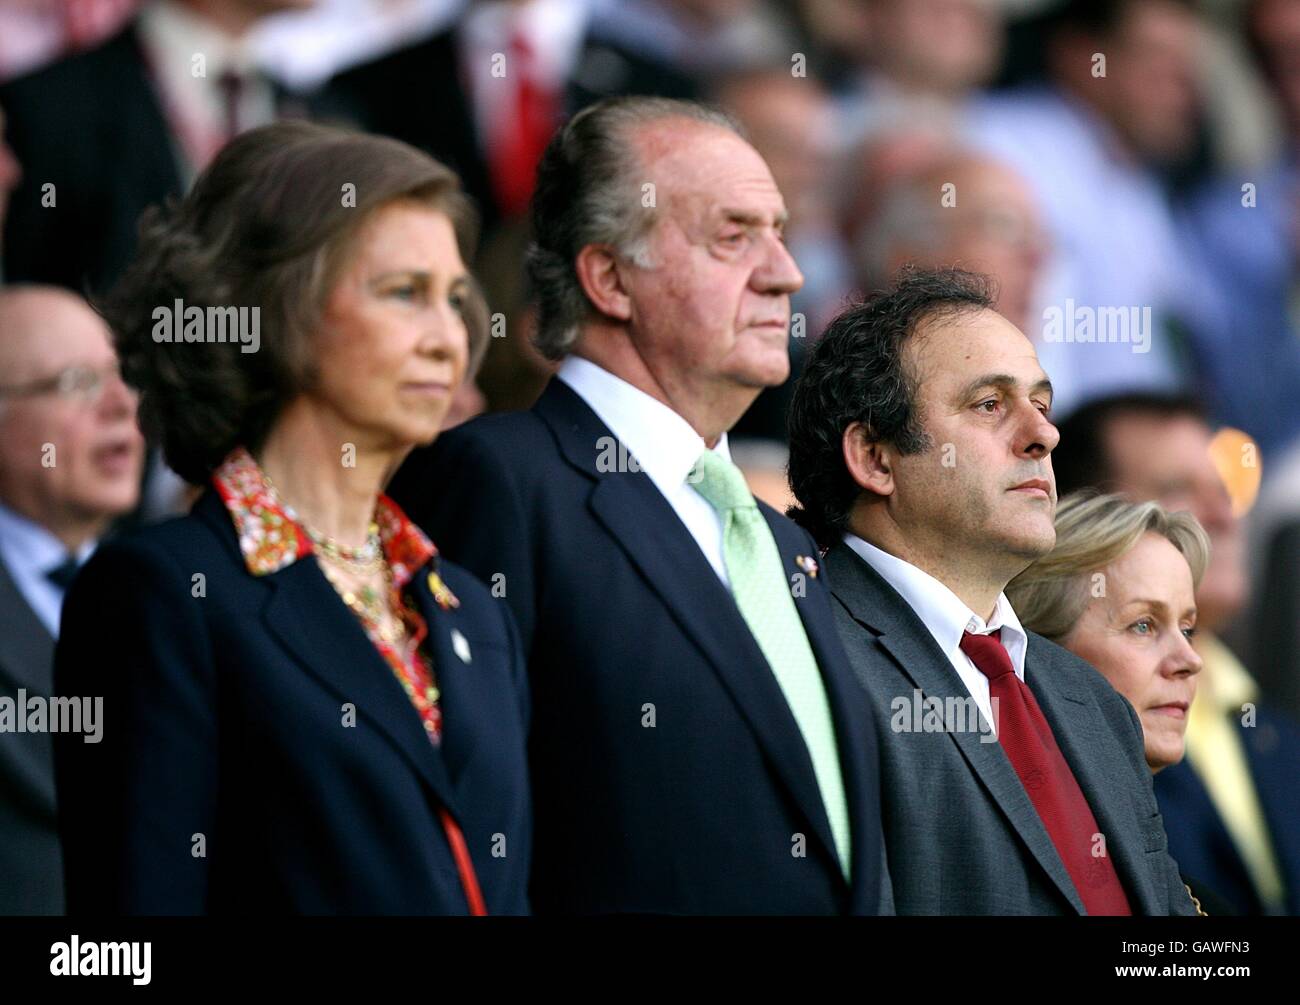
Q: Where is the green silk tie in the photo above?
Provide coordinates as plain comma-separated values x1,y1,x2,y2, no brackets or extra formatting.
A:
690,449,852,879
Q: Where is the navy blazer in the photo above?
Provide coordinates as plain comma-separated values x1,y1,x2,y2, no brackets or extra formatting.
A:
53,490,531,915
1154,706,1300,915
0,21,320,295
387,378,885,914
0,555,63,914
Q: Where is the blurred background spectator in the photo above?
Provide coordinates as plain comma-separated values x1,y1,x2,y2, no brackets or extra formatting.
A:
851,149,1046,331
0,285,144,915
1177,0,1300,457
0,0,318,296
966,0,1205,415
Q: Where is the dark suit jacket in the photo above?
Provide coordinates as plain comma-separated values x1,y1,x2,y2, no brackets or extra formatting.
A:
53,490,531,915
0,556,63,915
0,20,317,295
823,542,1198,915
1254,517,1300,720
386,378,884,914
1154,706,1300,915
318,28,698,233
0,23,182,295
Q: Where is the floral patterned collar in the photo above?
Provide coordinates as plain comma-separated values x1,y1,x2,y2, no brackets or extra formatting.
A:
211,446,438,594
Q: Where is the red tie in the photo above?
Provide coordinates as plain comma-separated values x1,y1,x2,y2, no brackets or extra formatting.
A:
961,629,1133,915
489,30,558,219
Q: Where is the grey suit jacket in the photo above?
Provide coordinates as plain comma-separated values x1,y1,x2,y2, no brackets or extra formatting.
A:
0,555,64,914
824,542,1197,916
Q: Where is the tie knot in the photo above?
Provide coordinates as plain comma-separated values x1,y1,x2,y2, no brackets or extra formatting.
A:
690,449,754,513
45,554,80,591
959,628,1016,682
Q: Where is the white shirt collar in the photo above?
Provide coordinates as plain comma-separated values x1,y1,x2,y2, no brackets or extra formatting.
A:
0,499,94,576
843,531,1028,680
557,355,730,489
140,0,261,81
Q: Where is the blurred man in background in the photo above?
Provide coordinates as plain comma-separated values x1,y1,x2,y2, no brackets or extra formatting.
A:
323,0,710,235
852,148,1047,333
0,285,145,914
836,0,1005,148
968,0,1205,416
0,0,315,294
1054,393,1300,915
1176,0,1300,458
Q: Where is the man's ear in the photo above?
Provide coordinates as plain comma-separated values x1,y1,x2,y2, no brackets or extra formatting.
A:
843,420,895,497
574,244,632,322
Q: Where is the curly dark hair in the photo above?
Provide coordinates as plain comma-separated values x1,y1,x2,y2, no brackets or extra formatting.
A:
786,267,996,548
101,120,488,484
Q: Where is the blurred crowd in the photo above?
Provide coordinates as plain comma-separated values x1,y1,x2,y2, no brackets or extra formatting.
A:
0,0,1299,916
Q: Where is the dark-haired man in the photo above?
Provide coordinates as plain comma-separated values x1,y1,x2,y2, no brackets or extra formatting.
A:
787,267,1197,914
389,96,884,914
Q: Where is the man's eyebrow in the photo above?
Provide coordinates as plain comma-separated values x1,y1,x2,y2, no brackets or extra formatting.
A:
955,372,1054,404
719,208,789,228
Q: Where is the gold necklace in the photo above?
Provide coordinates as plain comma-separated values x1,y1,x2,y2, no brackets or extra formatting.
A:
319,555,405,644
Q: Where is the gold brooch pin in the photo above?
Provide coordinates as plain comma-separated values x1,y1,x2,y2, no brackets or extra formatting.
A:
427,570,461,610
795,554,819,578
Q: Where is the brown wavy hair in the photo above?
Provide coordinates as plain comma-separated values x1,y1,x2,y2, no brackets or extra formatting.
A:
102,120,488,484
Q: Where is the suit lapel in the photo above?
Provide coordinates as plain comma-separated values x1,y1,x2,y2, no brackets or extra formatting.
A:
763,510,877,901
0,555,56,693
1028,649,1160,913
536,381,841,874
407,570,483,802
825,543,1087,913
261,558,459,817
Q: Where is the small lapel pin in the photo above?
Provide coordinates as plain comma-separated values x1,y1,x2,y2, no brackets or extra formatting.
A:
795,554,819,578
451,628,472,664
427,570,461,611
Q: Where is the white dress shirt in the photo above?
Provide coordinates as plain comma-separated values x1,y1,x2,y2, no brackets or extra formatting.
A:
459,0,590,158
138,0,279,183
843,532,1028,729
0,501,95,640
558,355,732,586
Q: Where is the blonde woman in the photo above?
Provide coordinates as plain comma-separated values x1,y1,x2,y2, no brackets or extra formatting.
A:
1009,491,1215,913
1008,491,1208,773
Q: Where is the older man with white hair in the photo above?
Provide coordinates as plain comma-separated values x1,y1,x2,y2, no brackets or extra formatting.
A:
389,95,886,915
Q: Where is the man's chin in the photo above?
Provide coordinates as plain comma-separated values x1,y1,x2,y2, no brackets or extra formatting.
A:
736,355,791,389
1003,521,1056,560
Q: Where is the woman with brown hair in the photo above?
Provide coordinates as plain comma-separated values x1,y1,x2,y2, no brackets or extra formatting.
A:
53,121,530,915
